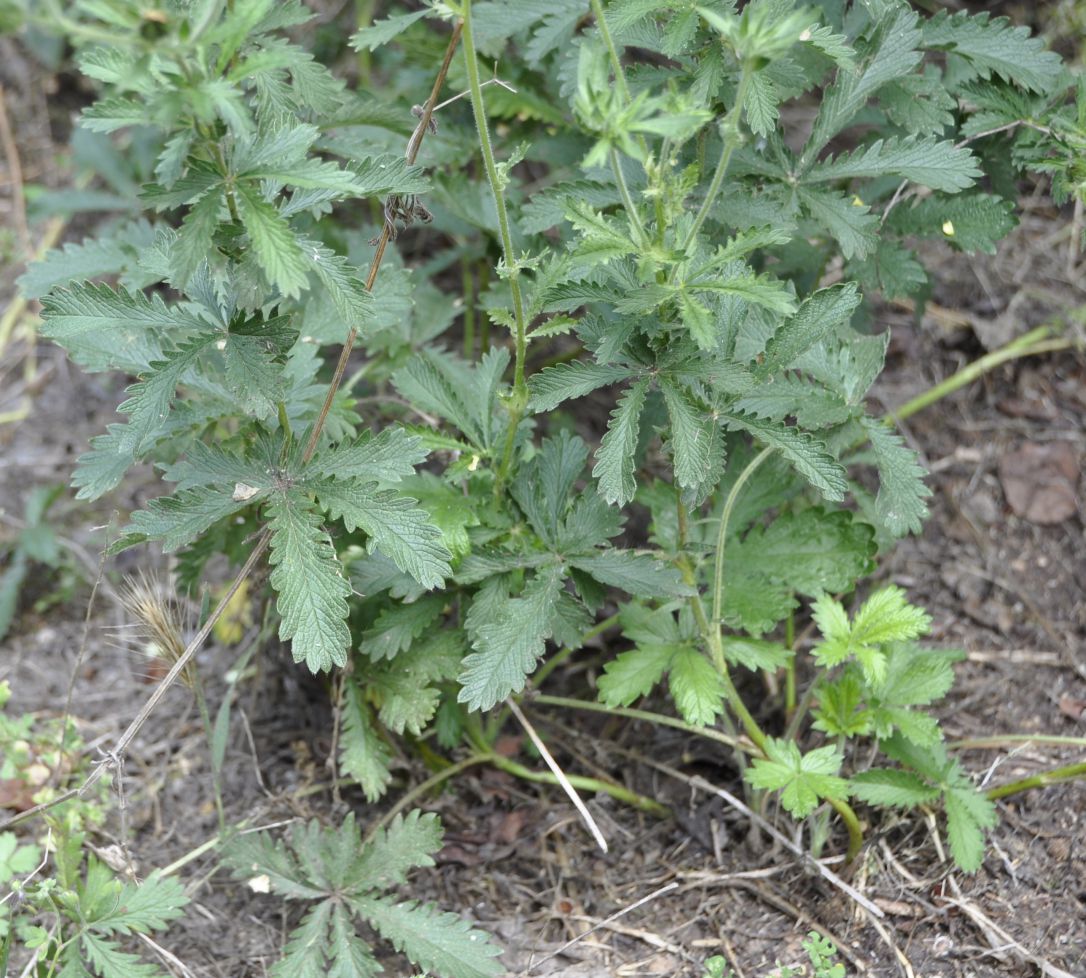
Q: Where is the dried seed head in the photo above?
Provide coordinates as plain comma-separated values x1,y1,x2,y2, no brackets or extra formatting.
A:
119,571,196,691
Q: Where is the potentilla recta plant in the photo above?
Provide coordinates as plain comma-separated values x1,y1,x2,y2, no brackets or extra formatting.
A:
20,0,1080,926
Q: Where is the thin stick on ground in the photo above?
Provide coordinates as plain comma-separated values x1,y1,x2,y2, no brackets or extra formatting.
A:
525,881,680,973
506,697,608,853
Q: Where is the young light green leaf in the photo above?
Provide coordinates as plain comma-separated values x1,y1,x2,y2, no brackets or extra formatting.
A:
849,769,940,809
667,647,726,727
597,643,677,707
745,740,850,818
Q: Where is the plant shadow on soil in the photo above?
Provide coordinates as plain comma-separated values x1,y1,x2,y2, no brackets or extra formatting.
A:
1,37,1085,978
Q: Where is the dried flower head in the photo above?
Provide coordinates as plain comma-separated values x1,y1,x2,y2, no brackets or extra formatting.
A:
119,571,196,691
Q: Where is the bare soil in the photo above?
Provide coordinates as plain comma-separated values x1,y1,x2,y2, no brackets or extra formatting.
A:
1,25,1084,978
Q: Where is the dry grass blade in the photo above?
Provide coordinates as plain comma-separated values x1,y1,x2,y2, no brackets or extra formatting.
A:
506,697,608,853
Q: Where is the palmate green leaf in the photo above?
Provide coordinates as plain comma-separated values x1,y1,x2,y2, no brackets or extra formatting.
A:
360,595,445,661
271,903,331,978
720,572,796,636
296,237,372,326
569,550,694,599
721,412,847,501
349,8,430,51
221,319,297,418
922,10,1064,94
18,221,157,298
849,239,928,300
796,185,879,261
234,182,310,297
329,902,382,978
80,932,161,978
267,490,352,672
458,568,564,712
597,643,678,707
354,810,443,891
350,895,503,978
803,6,922,159
887,193,1017,256
528,361,633,412
72,426,135,501
727,509,876,597
566,201,639,268
125,486,252,552
807,137,981,193
594,378,650,506
733,374,852,429
512,430,589,545
849,769,940,809
756,283,861,377
368,632,462,735
860,418,931,537
116,333,217,454
38,281,204,341
659,380,717,493
311,478,451,590
310,428,428,483
172,190,226,285
339,684,393,803
944,783,998,873
668,647,726,727
724,637,792,672
745,740,850,819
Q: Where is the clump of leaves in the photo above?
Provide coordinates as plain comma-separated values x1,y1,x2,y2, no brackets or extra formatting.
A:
18,0,1078,928
224,811,502,978
16,830,187,978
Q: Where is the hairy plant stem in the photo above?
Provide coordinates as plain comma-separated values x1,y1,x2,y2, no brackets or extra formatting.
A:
681,64,753,253
610,148,649,245
589,0,630,104
461,1,529,493
886,323,1076,424
531,695,747,752
301,23,461,463
711,447,774,635
949,734,1086,750
828,796,864,863
986,760,1086,801
361,754,493,845
487,752,671,817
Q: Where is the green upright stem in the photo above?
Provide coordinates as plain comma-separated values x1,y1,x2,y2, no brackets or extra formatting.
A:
610,148,648,245
711,447,774,632
462,256,475,358
462,2,529,491
682,66,753,252
784,611,797,721
589,0,630,104
828,797,865,864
